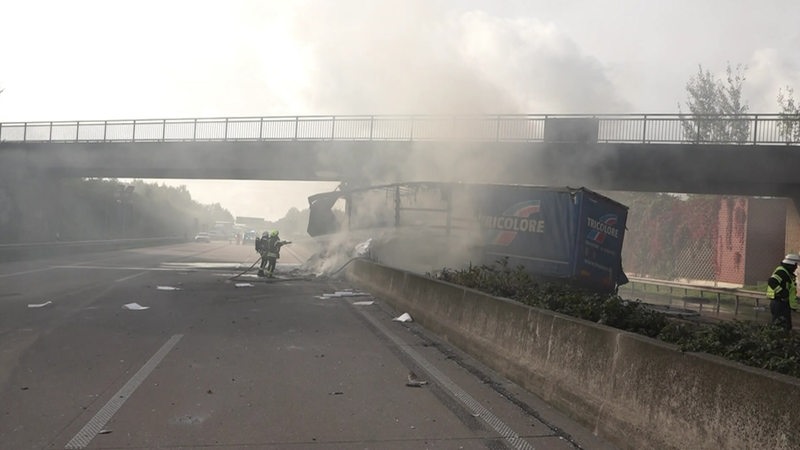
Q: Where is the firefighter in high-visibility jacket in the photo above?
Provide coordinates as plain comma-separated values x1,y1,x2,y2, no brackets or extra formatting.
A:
255,230,291,278
766,253,800,331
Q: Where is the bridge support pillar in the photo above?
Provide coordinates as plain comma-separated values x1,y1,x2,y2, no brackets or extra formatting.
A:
787,194,800,253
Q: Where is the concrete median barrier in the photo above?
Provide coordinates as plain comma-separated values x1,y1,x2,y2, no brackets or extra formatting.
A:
345,258,800,450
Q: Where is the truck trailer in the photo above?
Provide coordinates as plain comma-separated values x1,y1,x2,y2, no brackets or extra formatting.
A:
307,182,628,293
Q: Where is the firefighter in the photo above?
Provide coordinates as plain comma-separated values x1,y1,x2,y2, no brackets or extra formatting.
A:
766,253,800,331
256,230,291,277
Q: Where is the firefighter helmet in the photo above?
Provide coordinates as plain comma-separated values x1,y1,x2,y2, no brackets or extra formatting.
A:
782,253,800,265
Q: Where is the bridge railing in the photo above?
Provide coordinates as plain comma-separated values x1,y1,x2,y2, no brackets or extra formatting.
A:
0,114,798,144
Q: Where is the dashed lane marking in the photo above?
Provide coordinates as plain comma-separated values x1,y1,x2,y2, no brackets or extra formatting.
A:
64,334,183,449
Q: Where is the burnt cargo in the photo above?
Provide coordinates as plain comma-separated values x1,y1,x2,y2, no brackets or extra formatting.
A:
307,182,628,292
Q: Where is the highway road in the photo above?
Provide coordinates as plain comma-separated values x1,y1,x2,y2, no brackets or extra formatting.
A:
0,241,618,450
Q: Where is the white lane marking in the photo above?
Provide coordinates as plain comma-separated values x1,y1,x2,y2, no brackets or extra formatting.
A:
65,334,183,449
350,303,535,450
114,272,148,283
0,267,55,278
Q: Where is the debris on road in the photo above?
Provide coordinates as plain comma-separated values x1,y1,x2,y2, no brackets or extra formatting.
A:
406,371,428,387
234,283,255,288
156,285,182,291
316,290,371,299
122,302,150,311
352,301,375,306
27,300,53,308
393,312,413,322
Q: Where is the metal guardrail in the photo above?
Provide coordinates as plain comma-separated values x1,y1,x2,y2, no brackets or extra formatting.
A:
623,276,768,322
0,114,799,145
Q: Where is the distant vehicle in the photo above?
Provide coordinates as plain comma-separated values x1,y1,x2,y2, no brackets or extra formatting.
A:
194,232,211,243
242,230,258,243
208,230,227,240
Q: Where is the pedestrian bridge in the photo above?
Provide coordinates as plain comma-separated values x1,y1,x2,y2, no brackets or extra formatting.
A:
1,113,799,202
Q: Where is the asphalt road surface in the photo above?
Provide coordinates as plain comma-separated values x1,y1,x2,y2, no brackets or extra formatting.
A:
0,240,619,450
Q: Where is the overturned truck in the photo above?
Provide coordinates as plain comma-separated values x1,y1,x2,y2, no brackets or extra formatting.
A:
307,182,628,293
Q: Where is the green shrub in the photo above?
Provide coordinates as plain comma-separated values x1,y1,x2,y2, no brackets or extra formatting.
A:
435,259,800,378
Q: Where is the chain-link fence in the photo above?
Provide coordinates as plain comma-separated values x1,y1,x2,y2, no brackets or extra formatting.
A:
622,194,728,284
621,194,786,287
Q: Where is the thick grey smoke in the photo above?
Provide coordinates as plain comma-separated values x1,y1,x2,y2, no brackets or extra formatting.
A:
293,1,630,115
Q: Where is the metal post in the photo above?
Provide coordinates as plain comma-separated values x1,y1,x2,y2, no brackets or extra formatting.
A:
0,122,3,141
698,290,704,313
224,118,229,140
495,115,501,142
193,118,197,141
103,120,107,141
49,122,53,141
132,120,137,142
258,117,263,140
23,122,27,142
331,116,336,140
752,114,758,144
410,117,414,141
642,114,647,143
369,116,374,140
162,119,166,141
294,116,299,140
695,118,701,143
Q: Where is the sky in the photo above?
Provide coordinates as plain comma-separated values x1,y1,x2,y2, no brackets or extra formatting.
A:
1,0,799,221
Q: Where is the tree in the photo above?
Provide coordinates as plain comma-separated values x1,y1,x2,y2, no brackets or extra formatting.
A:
679,63,750,143
777,86,800,143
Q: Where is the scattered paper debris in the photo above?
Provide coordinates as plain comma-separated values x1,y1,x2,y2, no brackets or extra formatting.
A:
98,429,113,435
156,286,182,291
122,302,150,310
27,301,52,308
352,301,375,306
393,312,413,322
235,283,255,288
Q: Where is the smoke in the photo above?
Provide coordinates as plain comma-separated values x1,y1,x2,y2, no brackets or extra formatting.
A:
289,1,635,274
291,1,629,115
302,182,490,277
744,49,800,112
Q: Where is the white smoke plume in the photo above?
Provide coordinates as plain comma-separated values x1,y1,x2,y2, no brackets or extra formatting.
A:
291,1,630,115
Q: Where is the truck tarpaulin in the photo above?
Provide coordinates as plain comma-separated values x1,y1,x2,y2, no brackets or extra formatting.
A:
472,185,627,292
307,182,628,292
